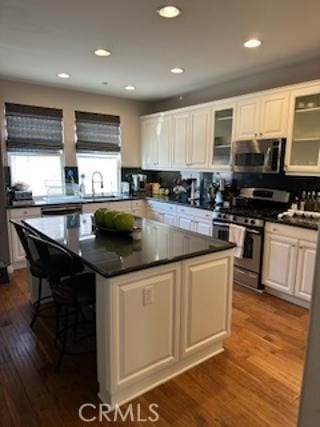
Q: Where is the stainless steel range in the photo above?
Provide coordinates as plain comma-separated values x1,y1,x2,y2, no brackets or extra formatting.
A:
212,188,290,291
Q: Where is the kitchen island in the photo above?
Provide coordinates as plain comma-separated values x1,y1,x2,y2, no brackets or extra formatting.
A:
24,214,234,407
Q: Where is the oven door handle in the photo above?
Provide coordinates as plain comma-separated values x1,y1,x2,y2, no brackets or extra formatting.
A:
246,228,261,235
212,221,230,227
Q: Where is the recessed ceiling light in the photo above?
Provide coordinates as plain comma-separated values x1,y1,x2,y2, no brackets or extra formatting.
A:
57,72,71,79
243,38,262,48
170,67,184,74
157,5,181,18
94,48,111,57
124,85,136,91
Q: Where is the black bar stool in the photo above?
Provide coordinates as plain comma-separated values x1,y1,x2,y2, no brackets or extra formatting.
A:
10,220,84,328
28,234,96,370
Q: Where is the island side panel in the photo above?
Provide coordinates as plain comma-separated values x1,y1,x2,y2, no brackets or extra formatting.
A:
180,251,234,359
96,249,234,408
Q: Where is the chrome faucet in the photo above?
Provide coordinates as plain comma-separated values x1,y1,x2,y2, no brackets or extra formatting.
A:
91,171,104,197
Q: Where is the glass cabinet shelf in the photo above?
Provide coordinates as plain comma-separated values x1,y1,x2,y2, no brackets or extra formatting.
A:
290,93,320,168
212,108,233,167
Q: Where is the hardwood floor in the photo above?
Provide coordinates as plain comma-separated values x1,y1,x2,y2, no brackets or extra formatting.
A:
0,270,308,426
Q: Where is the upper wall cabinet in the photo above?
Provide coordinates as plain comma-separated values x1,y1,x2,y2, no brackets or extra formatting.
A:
285,84,320,175
210,102,235,171
188,107,212,169
172,107,212,170
172,111,190,169
141,116,158,169
235,91,289,140
141,114,172,169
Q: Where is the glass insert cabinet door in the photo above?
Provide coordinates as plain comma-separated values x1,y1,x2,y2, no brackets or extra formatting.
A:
289,90,320,170
212,107,234,169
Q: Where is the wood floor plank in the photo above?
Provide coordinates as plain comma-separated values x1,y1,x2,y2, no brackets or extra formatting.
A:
0,272,308,426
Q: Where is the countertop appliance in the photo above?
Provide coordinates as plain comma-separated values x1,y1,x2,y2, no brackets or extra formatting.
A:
9,189,34,206
131,174,147,193
212,187,290,291
232,138,285,174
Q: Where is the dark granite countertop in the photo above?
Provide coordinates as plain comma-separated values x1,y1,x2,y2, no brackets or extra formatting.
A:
146,195,214,211
23,214,234,278
7,193,215,212
6,194,145,209
266,217,319,231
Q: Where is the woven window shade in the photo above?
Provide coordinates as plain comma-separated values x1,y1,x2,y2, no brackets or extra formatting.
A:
5,103,63,152
75,111,120,153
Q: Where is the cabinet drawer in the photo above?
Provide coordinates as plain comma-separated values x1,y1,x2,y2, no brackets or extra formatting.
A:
193,209,213,221
131,199,145,209
9,207,41,219
176,206,194,217
265,221,317,242
147,200,176,213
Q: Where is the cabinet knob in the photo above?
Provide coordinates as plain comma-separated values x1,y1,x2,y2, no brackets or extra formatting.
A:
259,132,263,136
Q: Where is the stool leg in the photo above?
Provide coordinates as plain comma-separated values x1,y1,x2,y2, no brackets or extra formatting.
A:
55,306,69,371
30,277,42,329
73,306,79,343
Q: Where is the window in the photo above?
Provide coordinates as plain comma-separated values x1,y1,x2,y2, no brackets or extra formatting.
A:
77,153,120,195
9,152,63,197
75,110,121,196
5,103,64,197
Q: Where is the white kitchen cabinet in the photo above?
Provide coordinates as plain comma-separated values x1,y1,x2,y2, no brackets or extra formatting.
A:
194,219,212,237
111,264,181,388
235,91,289,140
295,240,317,301
235,96,260,140
157,114,172,168
176,214,193,232
263,233,297,295
259,92,290,138
172,111,190,169
97,249,233,406
8,207,42,269
141,116,159,169
131,200,146,218
285,83,320,175
82,201,132,214
172,107,212,169
147,202,213,237
181,253,232,358
211,103,235,171
141,114,172,170
263,222,317,304
188,107,212,169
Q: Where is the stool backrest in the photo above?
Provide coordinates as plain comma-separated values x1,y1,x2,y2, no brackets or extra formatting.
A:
27,234,75,285
10,220,36,265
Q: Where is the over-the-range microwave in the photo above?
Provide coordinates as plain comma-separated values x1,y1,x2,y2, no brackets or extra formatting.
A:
232,138,285,174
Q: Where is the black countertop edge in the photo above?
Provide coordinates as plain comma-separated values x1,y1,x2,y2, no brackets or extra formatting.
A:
6,195,146,210
72,246,235,279
145,196,214,211
265,218,319,231
6,194,215,212
22,218,235,279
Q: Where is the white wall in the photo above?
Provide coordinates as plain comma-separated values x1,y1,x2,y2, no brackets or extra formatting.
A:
0,79,150,167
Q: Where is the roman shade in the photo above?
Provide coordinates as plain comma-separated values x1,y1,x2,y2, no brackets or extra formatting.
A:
75,111,120,153
5,103,63,152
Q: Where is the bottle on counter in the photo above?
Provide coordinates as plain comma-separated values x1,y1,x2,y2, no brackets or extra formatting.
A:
304,192,311,211
291,196,299,211
300,191,306,211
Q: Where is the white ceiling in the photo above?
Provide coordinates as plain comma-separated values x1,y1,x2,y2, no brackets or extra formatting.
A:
1,0,320,101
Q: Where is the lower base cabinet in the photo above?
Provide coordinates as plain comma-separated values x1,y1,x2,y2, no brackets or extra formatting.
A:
96,250,234,407
263,223,317,303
